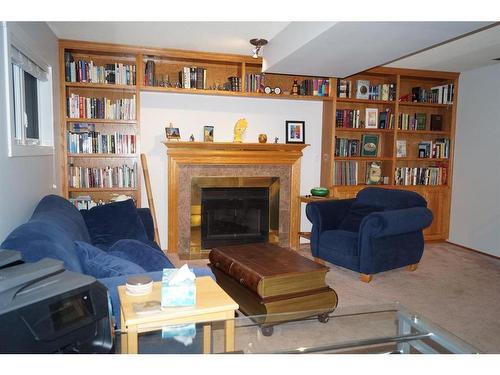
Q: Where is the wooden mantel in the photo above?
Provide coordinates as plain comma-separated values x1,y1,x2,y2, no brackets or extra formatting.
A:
164,142,309,254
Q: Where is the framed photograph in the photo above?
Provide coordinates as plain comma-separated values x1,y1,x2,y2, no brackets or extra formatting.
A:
285,121,305,144
356,79,370,99
361,134,379,157
203,125,214,142
396,140,407,158
165,126,181,141
365,108,378,129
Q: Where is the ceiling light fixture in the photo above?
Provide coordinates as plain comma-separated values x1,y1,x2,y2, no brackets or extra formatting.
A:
250,38,268,59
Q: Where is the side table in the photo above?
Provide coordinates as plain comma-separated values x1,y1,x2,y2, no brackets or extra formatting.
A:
118,276,238,354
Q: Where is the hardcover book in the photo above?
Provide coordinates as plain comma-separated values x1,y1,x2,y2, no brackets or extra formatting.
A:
396,140,407,158
361,134,379,157
356,80,370,100
415,113,427,130
430,114,443,131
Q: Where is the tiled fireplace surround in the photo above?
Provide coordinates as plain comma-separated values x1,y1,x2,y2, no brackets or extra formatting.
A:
164,142,307,257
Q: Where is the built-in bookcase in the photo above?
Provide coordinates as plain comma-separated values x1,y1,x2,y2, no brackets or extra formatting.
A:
320,67,459,240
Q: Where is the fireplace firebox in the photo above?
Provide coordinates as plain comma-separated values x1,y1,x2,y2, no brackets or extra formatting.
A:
201,187,269,248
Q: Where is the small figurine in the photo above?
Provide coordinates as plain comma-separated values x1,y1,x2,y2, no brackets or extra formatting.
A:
233,118,248,143
274,137,279,144
189,134,195,142
291,79,299,96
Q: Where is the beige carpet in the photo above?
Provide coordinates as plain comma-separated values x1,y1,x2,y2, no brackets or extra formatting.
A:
168,242,500,353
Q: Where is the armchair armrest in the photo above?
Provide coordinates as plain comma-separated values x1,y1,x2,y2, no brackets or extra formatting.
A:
306,198,355,256
137,208,155,241
360,207,433,238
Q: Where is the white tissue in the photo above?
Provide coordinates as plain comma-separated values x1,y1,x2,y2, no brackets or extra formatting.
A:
168,264,196,285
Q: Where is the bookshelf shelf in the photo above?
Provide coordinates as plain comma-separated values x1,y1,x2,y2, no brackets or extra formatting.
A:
398,101,452,109
140,85,331,101
68,187,138,192
396,130,451,136
68,153,137,158
65,82,137,91
65,118,138,124
334,156,394,161
337,98,396,105
335,128,394,133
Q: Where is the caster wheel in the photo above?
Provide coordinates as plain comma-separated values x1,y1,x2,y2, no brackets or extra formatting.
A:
318,313,330,323
261,325,274,336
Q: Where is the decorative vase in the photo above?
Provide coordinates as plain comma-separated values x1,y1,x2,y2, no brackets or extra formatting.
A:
258,134,267,143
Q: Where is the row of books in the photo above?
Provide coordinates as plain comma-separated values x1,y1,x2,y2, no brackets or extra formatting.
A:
69,195,103,210
410,84,454,104
333,161,358,185
336,109,395,129
337,79,396,101
245,73,265,93
179,66,208,89
398,113,426,131
335,138,360,157
64,52,136,85
67,131,137,155
66,94,136,120
418,138,450,159
394,166,448,186
225,77,241,92
68,163,137,189
297,79,330,97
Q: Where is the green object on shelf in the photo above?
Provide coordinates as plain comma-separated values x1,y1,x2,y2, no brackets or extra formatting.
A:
310,187,329,197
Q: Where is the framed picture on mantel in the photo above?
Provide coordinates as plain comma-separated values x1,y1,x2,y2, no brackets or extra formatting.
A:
285,121,305,144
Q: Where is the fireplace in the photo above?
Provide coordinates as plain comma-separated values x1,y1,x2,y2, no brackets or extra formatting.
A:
190,176,280,255
201,187,269,248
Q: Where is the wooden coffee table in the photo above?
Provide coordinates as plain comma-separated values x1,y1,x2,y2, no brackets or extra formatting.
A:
209,243,338,335
117,276,238,354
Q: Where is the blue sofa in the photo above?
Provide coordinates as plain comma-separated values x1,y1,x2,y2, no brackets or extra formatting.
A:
0,195,213,327
306,187,433,282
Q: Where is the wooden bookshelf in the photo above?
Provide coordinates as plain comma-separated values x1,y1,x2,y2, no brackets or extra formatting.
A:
58,40,458,241
320,68,459,240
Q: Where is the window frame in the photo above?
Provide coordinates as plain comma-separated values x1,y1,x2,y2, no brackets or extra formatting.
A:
2,25,54,157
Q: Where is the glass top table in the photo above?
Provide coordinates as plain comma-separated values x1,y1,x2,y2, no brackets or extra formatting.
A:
116,303,480,354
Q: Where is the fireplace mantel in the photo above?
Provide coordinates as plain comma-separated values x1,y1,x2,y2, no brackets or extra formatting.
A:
164,142,309,255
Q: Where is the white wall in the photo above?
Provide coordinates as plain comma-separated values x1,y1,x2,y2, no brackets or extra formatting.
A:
0,22,60,241
449,63,500,256
140,92,323,249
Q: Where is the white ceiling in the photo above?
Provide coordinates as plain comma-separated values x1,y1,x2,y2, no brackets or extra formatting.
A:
386,24,500,72
48,22,289,55
263,22,492,77
48,21,499,76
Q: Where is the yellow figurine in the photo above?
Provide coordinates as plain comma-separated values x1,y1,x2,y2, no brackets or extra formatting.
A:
233,118,248,143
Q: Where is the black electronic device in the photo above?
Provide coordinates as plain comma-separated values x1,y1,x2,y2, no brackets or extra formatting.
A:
0,250,113,353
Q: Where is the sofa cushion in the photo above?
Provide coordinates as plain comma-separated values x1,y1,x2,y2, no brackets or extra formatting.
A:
80,199,148,248
74,241,146,278
338,202,384,232
108,239,174,271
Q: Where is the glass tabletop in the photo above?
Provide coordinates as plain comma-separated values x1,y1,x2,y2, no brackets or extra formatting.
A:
115,303,480,354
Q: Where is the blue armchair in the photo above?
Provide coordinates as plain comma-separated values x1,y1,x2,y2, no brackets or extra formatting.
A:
306,187,433,282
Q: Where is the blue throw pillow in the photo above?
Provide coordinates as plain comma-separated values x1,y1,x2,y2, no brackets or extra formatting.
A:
80,199,148,248
108,239,174,271
74,241,146,278
338,202,384,232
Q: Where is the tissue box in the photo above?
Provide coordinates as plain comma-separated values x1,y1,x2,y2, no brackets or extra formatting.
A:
161,268,196,307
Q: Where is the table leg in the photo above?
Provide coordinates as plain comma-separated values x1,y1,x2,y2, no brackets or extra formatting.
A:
225,318,235,352
127,325,138,354
120,310,128,354
203,323,211,354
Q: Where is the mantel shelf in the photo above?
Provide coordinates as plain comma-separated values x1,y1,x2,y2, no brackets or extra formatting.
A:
162,142,309,153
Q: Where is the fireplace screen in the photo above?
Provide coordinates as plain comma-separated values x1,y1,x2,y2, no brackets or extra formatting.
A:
201,187,269,248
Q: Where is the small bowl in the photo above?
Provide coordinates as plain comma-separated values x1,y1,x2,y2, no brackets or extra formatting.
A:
310,187,329,197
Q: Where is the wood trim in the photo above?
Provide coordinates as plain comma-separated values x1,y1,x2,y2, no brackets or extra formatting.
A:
163,141,308,152
59,45,68,198
59,39,262,64
289,158,302,250
446,241,500,260
366,66,459,79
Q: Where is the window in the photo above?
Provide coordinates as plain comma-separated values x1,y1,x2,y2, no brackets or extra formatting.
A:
4,31,54,157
